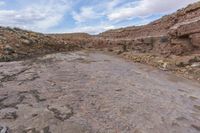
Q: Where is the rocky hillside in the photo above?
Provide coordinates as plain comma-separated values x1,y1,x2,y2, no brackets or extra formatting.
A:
0,27,90,61
100,2,200,39
99,1,200,56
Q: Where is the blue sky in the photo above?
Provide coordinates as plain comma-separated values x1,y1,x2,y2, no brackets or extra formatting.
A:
0,0,198,34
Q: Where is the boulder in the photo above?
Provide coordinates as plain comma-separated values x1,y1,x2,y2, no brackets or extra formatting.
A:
170,38,193,55
176,60,190,67
0,108,18,120
143,37,153,44
0,36,6,41
3,45,14,55
47,105,73,121
176,20,200,37
171,38,190,45
0,126,10,133
160,36,169,43
191,62,200,68
190,33,200,47
185,2,200,13
15,44,20,48
21,39,32,45
175,55,200,67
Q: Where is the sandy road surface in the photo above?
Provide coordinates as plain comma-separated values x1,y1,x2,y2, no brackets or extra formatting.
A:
0,51,200,133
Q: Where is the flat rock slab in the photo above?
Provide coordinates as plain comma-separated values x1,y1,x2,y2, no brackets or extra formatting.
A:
0,51,200,133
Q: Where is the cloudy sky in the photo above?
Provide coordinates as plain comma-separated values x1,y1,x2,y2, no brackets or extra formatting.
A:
0,0,198,34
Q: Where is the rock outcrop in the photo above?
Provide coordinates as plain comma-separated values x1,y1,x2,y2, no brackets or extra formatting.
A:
99,1,200,56
0,28,91,61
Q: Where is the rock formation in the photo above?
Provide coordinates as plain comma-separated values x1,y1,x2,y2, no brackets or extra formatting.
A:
99,1,200,55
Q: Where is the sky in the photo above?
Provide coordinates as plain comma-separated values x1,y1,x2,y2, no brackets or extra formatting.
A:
0,0,199,34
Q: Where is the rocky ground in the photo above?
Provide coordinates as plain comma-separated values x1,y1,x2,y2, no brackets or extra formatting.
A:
0,51,200,133
0,27,90,62
119,52,200,82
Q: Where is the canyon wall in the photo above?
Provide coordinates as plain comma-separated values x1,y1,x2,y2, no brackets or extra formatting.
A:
99,1,200,56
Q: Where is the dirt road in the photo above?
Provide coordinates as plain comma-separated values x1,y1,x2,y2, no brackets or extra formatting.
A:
0,51,200,133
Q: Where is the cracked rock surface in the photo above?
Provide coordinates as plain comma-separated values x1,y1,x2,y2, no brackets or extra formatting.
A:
0,51,200,133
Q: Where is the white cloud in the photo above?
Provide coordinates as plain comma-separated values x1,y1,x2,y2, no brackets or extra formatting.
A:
108,0,199,21
105,0,121,10
70,0,199,34
72,7,99,23
0,1,5,6
71,0,123,23
0,0,71,32
0,0,198,33
60,24,115,34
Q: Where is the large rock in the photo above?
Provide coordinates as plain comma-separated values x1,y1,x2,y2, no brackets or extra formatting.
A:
159,36,169,43
0,108,18,120
0,126,10,133
191,62,200,68
176,19,200,37
185,2,200,13
171,38,190,45
21,39,32,45
142,37,153,44
47,105,73,121
190,33,200,47
3,45,14,55
0,36,6,41
170,38,193,55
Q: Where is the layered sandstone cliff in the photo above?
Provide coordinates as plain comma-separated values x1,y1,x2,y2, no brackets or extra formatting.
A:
99,1,200,56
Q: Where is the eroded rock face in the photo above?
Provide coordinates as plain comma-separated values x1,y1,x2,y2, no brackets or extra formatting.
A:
97,1,200,56
190,33,200,48
175,20,200,37
0,28,90,62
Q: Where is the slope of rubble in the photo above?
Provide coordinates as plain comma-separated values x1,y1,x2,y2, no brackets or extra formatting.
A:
0,28,91,62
